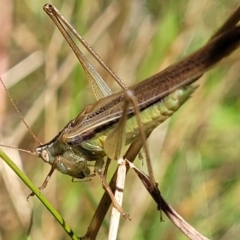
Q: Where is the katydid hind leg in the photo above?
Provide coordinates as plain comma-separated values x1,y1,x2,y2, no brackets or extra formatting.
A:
44,4,127,92
103,157,111,179
126,160,163,221
104,89,156,188
96,170,131,220
44,4,129,101
125,90,156,188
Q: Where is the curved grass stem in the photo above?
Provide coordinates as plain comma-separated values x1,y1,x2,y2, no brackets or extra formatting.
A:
0,148,79,240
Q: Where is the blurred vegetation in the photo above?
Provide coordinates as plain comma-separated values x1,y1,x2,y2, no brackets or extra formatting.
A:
0,0,240,239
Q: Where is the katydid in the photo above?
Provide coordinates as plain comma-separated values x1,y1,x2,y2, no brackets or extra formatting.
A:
1,3,240,219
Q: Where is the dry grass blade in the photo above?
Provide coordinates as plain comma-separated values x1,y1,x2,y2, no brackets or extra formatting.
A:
108,159,128,240
81,140,143,239
128,161,209,239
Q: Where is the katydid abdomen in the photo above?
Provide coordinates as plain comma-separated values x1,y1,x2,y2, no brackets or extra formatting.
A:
86,85,195,152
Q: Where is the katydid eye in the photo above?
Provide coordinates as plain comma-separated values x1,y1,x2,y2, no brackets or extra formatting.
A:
41,150,49,163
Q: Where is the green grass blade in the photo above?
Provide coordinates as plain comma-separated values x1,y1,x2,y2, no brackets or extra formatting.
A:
0,148,79,240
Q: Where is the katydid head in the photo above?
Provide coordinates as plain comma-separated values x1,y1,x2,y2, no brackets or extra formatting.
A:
36,144,56,164
36,142,92,180
36,148,50,163
0,72,95,189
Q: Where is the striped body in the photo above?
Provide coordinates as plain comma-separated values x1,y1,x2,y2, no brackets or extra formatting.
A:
36,12,240,179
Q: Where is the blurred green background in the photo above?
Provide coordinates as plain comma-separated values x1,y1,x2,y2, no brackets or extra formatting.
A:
0,0,240,239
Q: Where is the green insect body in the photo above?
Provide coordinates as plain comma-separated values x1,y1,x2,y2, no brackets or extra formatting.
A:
37,85,194,179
